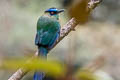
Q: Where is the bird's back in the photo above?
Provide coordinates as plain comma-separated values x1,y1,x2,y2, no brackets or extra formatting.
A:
37,16,60,33
35,16,60,49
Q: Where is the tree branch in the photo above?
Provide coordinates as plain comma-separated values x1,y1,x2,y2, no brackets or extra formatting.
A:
8,0,102,80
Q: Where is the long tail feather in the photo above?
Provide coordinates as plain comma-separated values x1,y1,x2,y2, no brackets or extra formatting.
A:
34,72,45,80
34,47,47,80
38,47,48,56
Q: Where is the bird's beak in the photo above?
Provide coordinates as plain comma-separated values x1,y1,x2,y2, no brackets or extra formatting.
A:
58,9,65,13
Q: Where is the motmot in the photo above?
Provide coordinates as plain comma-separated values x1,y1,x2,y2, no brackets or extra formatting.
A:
34,8,64,80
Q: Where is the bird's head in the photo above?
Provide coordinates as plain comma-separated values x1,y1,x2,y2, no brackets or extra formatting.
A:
44,7,64,20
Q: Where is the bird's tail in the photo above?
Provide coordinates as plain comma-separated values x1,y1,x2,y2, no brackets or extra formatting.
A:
38,47,48,56
34,72,45,80
33,47,48,80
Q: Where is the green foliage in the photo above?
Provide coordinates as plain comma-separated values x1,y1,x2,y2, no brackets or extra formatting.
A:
1,57,66,77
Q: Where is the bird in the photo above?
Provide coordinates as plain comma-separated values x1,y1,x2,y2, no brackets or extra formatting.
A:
34,7,64,80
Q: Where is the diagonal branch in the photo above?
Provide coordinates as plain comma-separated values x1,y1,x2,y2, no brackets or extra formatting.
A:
8,0,102,80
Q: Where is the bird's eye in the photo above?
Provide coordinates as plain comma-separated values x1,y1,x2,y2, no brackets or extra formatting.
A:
50,11,57,15
50,12,54,15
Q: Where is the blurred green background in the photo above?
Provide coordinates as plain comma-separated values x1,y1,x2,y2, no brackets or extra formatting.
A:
0,0,120,80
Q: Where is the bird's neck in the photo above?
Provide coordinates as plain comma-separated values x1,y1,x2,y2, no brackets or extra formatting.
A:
43,13,59,20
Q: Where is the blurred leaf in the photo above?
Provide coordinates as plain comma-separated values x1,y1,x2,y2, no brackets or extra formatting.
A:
68,0,89,24
0,57,66,77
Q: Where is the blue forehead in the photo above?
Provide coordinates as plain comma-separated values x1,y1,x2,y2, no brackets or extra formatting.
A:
45,8,58,12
